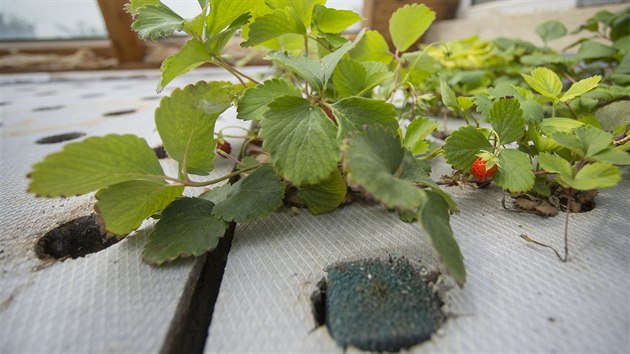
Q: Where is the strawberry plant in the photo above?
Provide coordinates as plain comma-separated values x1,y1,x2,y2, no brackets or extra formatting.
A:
28,1,466,285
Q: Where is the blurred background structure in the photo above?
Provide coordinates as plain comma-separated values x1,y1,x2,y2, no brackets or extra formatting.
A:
1,0,627,72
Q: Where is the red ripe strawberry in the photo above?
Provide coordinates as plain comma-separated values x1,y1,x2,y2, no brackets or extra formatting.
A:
216,141,232,156
471,157,497,181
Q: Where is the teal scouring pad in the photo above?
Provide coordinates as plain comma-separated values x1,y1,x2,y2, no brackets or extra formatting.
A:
325,258,444,352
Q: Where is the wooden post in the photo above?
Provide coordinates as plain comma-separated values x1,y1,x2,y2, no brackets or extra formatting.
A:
97,0,145,64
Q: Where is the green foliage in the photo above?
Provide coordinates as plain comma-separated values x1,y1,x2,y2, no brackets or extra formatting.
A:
332,97,398,139
535,20,567,45
128,2,184,40
242,8,306,47
298,169,347,215
443,126,492,172
486,98,525,145
29,135,165,197
349,30,392,64
492,149,535,193
158,39,211,92
143,198,227,265
156,81,240,175
312,4,363,33
211,166,285,222
237,78,302,121
522,67,563,100
343,126,424,211
32,2,630,283
95,181,184,235
261,96,339,185
404,117,438,155
389,4,435,52
419,191,465,287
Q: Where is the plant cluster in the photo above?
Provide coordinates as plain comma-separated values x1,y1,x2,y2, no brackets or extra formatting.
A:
27,1,630,285
28,1,466,285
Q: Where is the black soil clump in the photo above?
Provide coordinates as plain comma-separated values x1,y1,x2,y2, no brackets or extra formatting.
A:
319,258,444,352
35,214,118,260
36,132,85,144
153,145,168,159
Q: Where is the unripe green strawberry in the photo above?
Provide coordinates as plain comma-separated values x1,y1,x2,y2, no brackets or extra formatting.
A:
471,157,497,181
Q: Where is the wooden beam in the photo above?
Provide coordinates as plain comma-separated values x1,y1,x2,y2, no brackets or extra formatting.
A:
97,0,145,64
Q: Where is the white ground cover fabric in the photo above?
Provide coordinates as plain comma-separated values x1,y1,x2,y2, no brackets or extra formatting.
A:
206,154,630,353
0,69,257,353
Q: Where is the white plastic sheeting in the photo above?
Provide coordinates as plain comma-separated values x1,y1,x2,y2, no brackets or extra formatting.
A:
206,152,630,352
0,69,258,353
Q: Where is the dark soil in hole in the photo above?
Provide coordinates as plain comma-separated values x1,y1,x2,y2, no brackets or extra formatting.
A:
513,187,597,216
36,132,85,144
103,109,136,117
33,105,64,112
314,258,444,352
153,145,168,159
35,214,119,260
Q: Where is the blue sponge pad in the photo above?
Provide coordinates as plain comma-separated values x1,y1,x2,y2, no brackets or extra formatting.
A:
326,258,444,351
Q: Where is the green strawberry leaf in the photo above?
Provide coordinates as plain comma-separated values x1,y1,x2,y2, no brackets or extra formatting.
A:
95,181,184,235
538,152,574,180
540,117,584,135
158,39,212,92
575,125,614,157
313,4,363,33
130,3,184,40
349,30,393,64
493,149,535,193
332,97,398,140
298,169,347,215
332,58,366,98
321,30,364,85
237,78,302,121
535,20,567,44
211,165,285,223
520,99,544,124
267,52,323,89
261,96,339,185
443,126,493,172
204,12,252,56
522,67,563,100
570,162,621,190
332,59,390,98
343,126,425,211
156,81,240,175
389,3,436,52
400,152,457,212
125,0,159,15
242,8,305,47
486,97,525,145
560,76,602,102
595,101,630,132
440,78,459,111
143,197,227,265
419,191,465,287
577,41,618,60
404,117,438,155
591,148,630,165
205,0,257,36
29,135,164,197
265,0,324,27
